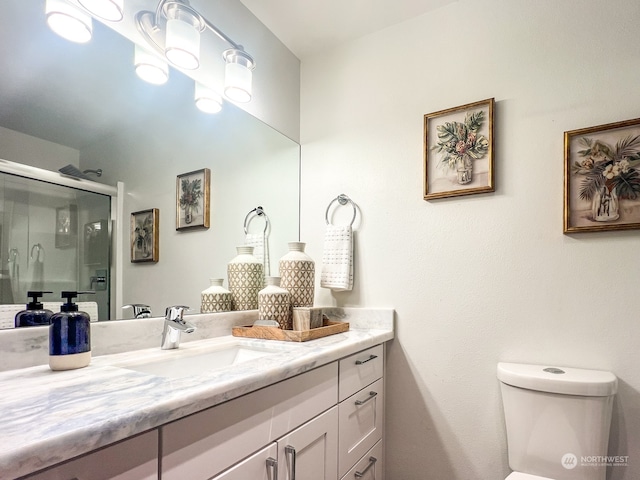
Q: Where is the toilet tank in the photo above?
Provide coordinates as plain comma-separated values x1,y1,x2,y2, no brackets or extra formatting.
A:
498,362,617,480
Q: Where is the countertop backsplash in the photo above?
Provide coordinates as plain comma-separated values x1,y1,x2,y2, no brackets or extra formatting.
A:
0,307,394,372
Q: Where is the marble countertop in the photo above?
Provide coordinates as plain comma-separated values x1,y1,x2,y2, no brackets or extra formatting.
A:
0,308,394,480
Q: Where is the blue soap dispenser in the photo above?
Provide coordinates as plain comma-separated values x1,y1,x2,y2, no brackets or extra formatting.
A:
15,291,54,327
49,291,94,371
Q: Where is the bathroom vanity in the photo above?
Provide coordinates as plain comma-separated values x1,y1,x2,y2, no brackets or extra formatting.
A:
0,308,393,480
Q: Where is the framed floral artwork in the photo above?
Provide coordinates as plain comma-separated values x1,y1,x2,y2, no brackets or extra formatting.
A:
424,98,495,200
176,168,210,230
564,118,640,233
131,208,159,263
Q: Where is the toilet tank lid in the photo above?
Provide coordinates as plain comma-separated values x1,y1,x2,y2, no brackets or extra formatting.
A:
497,362,617,396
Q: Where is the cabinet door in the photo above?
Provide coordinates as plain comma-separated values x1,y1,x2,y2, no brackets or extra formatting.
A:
22,430,158,480
213,443,278,480
340,440,383,480
277,407,338,480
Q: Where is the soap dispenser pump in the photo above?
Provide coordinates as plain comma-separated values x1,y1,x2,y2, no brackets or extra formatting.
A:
49,291,94,371
15,291,54,327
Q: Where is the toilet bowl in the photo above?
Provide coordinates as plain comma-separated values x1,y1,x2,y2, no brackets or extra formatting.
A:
498,362,617,480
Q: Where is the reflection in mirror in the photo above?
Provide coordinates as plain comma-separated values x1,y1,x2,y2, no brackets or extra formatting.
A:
0,173,111,325
0,0,300,321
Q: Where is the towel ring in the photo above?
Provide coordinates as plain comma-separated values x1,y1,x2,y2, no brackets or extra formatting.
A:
325,194,357,226
244,206,270,234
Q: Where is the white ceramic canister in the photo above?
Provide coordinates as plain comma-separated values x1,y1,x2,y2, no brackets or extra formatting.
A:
227,246,264,310
258,276,291,329
279,242,315,307
201,278,232,313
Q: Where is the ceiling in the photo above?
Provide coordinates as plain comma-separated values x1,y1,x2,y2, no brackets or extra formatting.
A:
239,0,457,59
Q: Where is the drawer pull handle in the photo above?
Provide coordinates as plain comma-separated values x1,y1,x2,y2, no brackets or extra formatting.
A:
354,456,377,478
355,391,378,405
355,354,377,365
285,445,296,480
266,457,278,480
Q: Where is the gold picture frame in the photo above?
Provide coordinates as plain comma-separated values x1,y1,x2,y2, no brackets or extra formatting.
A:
424,98,495,200
564,117,640,234
131,208,159,263
176,168,210,230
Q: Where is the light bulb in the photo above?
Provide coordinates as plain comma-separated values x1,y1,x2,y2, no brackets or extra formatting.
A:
135,45,169,85
46,0,92,44
78,0,124,22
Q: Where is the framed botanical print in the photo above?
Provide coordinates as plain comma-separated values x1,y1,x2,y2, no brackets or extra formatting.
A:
564,117,640,233
424,98,495,200
176,168,210,230
131,208,159,263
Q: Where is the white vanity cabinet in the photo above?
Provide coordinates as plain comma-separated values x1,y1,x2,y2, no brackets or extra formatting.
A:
16,342,386,480
162,343,385,480
21,430,158,480
161,362,338,480
338,345,385,480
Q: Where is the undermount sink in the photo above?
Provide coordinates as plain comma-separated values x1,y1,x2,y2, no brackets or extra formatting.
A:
117,343,283,379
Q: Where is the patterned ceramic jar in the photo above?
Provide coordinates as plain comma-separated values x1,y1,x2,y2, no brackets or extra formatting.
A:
227,246,264,310
200,278,232,313
279,242,315,307
258,276,291,329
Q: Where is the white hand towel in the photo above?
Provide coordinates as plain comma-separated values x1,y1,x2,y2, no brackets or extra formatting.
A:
320,225,353,291
245,232,270,276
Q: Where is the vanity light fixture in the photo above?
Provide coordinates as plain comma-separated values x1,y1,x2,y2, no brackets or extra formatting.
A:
136,0,255,102
77,0,124,22
45,0,93,44
223,48,254,103
195,83,222,114
134,44,169,85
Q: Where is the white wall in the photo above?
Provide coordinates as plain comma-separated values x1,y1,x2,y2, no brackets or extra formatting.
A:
300,1,640,479
0,126,79,170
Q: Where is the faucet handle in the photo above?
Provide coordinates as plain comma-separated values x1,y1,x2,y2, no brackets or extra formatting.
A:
165,305,190,321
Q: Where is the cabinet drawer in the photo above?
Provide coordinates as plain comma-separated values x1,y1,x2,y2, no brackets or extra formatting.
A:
338,345,383,402
338,378,383,478
22,430,158,480
212,443,277,480
340,440,383,480
162,362,338,480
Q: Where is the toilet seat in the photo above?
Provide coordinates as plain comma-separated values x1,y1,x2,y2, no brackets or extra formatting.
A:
506,472,554,480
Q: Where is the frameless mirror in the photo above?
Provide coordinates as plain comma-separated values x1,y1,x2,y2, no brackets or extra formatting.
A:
0,0,300,322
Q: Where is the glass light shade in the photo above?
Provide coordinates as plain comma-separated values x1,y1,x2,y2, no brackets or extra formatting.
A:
164,7,201,70
223,49,255,103
195,83,222,114
46,0,92,44
135,45,169,85
78,0,124,22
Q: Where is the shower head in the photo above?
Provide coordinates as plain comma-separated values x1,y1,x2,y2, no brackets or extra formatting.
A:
58,165,102,180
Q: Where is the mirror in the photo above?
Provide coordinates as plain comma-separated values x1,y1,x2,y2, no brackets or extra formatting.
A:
0,0,300,320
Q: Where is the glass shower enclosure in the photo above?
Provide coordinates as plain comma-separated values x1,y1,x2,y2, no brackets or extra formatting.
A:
0,171,112,322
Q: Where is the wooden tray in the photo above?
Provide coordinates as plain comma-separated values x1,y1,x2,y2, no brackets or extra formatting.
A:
232,319,349,342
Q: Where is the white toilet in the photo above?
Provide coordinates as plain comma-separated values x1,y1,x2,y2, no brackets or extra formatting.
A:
497,362,618,480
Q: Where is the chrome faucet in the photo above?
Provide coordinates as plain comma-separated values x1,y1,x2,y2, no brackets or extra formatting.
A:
161,305,195,350
123,304,152,319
